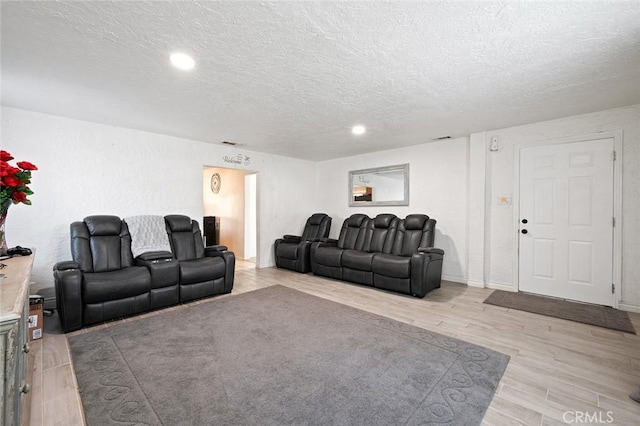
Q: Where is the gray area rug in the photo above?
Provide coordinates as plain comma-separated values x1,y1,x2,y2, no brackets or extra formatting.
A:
484,290,636,334
69,285,510,425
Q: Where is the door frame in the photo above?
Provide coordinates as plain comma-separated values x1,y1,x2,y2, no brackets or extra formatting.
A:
202,166,261,267
243,172,258,262
512,131,623,308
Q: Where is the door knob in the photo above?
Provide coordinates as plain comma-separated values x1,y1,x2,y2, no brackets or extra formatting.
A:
521,219,528,224
521,229,528,234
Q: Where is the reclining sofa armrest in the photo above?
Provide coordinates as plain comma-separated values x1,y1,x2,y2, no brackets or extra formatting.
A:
410,248,445,298
205,249,235,293
54,260,80,271
135,251,179,290
309,239,338,256
136,251,174,262
282,235,302,243
204,245,229,255
318,238,339,246
53,262,83,333
309,239,339,274
418,247,445,257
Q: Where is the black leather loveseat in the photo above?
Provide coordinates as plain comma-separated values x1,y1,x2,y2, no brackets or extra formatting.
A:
53,215,235,333
310,213,444,298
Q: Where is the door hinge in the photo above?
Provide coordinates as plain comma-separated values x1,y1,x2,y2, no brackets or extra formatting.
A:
613,217,616,227
612,150,617,161
612,283,615,294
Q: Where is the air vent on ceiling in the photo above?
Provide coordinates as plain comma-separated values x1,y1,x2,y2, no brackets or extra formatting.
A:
432,136,451,141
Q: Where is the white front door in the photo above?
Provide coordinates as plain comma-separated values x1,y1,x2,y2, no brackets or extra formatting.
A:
518,138,614,306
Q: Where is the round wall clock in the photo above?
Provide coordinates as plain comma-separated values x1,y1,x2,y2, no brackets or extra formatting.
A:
211,172,221,194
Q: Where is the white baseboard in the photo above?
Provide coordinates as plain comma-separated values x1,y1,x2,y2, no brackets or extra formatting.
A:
466,280,485,288
442,274,467,285
486,282,516,292
618,303,640,314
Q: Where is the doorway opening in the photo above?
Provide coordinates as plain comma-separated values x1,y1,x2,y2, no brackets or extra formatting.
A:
203,166,258,269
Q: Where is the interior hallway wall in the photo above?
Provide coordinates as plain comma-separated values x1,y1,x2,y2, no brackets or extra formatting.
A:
1,107,317,288
203,167,246,257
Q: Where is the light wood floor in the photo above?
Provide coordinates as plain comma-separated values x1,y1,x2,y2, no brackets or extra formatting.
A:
30,260,640,425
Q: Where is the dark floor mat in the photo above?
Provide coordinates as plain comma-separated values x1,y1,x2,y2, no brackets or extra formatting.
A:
484,290,635,334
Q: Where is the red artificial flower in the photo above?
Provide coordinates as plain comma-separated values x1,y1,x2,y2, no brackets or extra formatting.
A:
1,150,37,207
1,165,21,177
11,192,27,203
17,161,38,171
3,176,22,187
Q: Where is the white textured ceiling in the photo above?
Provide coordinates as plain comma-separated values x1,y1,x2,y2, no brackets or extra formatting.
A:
2,1,639,161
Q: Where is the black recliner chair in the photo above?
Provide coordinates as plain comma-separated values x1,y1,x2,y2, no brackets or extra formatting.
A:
274,213,332,273
165,215,235,301
54,216,154,332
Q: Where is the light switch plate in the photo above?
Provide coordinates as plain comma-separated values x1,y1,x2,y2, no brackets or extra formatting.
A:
498,195,511,205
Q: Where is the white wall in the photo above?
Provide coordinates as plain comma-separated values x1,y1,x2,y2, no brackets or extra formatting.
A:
316,137,470,283
466,132,488,288
1,107,317,289
470,104,640,309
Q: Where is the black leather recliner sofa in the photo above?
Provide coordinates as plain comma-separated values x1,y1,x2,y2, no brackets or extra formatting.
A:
53,215,235,333
310,213,444,298
274,213,332,273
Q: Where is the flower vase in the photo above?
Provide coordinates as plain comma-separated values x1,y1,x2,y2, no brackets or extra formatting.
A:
0,209,8,256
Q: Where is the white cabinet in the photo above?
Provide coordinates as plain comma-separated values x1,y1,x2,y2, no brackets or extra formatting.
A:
1,255,34,426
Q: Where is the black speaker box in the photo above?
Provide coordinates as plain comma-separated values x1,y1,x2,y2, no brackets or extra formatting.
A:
203,216,220,246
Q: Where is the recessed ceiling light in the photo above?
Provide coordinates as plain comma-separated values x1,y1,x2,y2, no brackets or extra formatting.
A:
352,125,366,135
170,52,195,70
